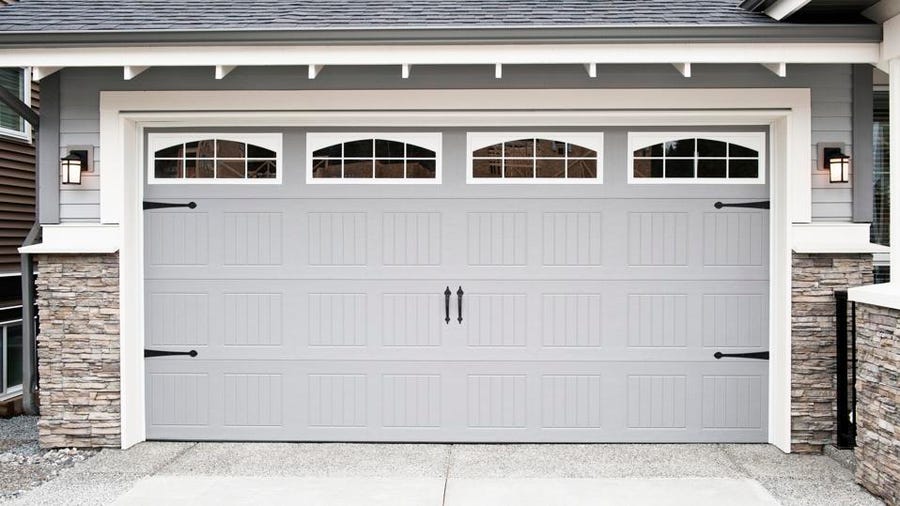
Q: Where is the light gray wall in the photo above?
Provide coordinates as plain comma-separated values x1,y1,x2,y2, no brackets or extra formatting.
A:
54,63,855,223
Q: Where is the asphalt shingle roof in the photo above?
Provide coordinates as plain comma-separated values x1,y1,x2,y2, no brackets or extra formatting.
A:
0,0,778,32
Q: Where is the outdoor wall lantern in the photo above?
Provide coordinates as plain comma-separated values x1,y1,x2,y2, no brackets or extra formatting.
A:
825,148,850,184
60,150,87,185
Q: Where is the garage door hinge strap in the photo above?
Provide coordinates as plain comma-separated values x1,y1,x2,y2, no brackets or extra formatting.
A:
144,349,198,358
713,351,769,360
143,201,198,210
713,201,770,210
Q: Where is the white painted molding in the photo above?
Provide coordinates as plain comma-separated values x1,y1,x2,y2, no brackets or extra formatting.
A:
791,223,889,253
308,64,324,79
31,66,62,81
19,224,120,254
215,65,235,80
0,42,880,69
494,63,502,79
401,63,411,79
764,0,812,20
763,63,787,78
672,63,691,77
849,283,900,310
123,66,149,80
584,63,597,78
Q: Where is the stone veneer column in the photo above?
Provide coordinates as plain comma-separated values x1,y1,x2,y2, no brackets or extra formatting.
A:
791,253,872,453
35,254,120,448
854,303,900,506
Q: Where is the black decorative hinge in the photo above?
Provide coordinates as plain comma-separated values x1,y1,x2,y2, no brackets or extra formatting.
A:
143,201,198,210
714,201,770,210
144,349,198,358
714,351,769,360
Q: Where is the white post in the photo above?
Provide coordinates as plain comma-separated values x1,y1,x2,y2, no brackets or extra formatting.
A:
891,59,900,269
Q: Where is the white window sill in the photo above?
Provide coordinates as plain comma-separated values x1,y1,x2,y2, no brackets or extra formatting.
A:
848,283,900,311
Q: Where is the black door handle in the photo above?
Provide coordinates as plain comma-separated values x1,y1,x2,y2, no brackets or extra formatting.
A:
143,201,197,210
457,286,464,324
714,201,770,210
444,287,451,324
144,349,198,358
714,351,769,360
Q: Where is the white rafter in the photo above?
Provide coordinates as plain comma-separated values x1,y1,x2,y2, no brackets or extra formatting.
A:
763,63,787,78
584,63,597,78
495,63,503,79
215,65,236,80
31,66,62,81
672,63,691,78
764,0,812,20
308,64,324,79
123,66,149,80
401,64,411,79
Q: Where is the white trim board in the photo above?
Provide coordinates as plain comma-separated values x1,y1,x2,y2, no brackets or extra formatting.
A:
95,88,806,453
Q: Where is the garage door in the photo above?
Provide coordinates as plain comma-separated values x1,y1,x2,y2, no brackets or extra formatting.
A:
144,129,769,442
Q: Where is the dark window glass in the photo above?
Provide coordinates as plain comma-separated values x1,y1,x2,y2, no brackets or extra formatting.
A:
185,140,215,158
344,159,374,178
504,158,534,178
0,68,24,133
567,144,597,158
6,324,22,389
247,144,276,158
185,160,214,178
567,159,597,178
504,139,534,158
406,144,436,159
473,143,502,158
729,143,758,158
375,159,405,178
535,139,566,158
697,139,727,157
376,139,405,158
155,144,184,158
665,139,695,158
406,159,436,178
216,160,245,178
312,159,342,178
634,143,664,158
344,140,373,158
155,159,183,179
633,158,663,178
666,159,694,178
216,140,245,158
697,159,727,178
248,160,277,179
473,159,502,178
313,144,342,158
536,159,565,178
729,159,759,178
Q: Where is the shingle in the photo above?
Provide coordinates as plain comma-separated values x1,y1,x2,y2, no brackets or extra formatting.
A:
0,0,777,32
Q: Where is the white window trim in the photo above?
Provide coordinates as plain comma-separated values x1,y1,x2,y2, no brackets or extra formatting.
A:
305,132,442,184
147,132,282,184
0,67,32,143
466,132,604,184
627,131,766,185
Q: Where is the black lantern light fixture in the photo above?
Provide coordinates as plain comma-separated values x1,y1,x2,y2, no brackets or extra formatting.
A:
60,150,88,185
826,149,850,184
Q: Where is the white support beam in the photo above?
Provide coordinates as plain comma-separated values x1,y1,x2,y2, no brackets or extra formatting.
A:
763,63,788,78
494,63,503,79
401,64,411,79
584,63,597,78
123,66,149,80
31,66,62,81
215,65,236,80
308,64,324,79
891,59,900,268
672,63,691,78
764,0,812,20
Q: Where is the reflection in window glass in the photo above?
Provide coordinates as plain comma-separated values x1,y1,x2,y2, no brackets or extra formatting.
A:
311,138,438,180
153,138,278,181
632,135,761,182
471,137,600,180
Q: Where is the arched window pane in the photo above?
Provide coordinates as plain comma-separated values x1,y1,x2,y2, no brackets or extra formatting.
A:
471,135,601,181
151,136,279,182
729,143,758,158
310,137,438,180
665,139,695,157
697,139,726,157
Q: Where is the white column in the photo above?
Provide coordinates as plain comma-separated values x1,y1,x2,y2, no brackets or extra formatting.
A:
891,59,900,269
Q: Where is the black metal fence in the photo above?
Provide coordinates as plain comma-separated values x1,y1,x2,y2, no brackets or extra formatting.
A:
834,290,856,449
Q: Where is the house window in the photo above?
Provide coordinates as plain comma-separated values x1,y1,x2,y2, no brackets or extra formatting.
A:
467,133,603,183
628,132,766,184
0,319,23,400
148,133,282,184
0,68,30,141
307,133,441,183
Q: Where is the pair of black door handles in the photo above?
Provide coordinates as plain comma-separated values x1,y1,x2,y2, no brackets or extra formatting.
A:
444,286,464,324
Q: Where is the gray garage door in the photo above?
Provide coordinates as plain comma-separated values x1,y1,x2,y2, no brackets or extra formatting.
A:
144,129,769,442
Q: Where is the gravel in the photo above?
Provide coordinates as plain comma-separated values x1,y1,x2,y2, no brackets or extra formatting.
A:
0,416,97,502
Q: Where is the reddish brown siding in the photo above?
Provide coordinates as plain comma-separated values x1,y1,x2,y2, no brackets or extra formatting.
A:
0,79,37,275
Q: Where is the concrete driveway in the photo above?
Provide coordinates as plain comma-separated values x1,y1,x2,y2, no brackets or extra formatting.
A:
6,443,881,505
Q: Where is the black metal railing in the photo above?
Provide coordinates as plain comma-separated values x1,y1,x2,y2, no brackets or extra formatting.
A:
834,290,856,449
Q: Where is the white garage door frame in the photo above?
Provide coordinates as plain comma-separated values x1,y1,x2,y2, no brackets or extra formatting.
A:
97,88,810,451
